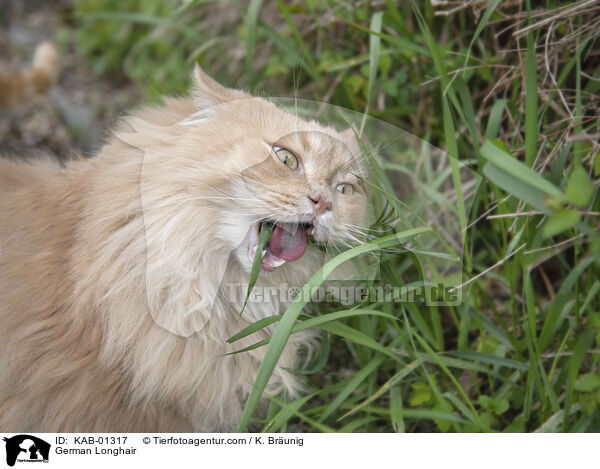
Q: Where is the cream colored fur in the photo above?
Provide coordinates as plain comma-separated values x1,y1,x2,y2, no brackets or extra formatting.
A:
0,67,367,432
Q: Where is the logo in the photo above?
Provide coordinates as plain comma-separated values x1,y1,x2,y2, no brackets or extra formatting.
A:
3,435,50,466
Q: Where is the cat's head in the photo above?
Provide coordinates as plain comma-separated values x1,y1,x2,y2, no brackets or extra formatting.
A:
133,67,370,302
184,69,369,277
181,67,369,277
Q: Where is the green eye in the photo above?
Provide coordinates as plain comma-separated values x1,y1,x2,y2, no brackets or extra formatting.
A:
336,183,354,195
274,147,299,170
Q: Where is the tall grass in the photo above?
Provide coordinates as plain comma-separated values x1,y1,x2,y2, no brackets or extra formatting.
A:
70,0,600,432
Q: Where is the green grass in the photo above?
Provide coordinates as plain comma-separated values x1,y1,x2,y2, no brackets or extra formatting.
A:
69,0,600,432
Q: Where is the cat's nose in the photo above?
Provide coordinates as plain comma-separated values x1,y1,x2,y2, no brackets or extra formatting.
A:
309,195,332,216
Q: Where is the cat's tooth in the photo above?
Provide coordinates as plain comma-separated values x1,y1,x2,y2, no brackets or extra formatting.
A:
271,258,286,268
261,249,267,258
249,246,257,262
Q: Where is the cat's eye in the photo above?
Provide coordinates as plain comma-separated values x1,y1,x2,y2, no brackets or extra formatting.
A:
336,183,354,195
274,147,299,170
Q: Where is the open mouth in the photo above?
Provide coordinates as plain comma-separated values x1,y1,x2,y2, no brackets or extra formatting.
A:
248,220,313,271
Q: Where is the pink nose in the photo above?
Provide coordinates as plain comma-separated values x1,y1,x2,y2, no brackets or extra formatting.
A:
309,195,332,216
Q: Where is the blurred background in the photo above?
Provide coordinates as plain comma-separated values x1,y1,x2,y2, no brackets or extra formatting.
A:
1,0,599,432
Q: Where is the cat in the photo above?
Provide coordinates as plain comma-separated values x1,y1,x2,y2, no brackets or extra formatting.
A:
0,42,57,107
0,65,368,431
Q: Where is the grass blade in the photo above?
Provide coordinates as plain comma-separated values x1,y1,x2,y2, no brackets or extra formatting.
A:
524,1,538,167
239,222,273,316
244,0,263,89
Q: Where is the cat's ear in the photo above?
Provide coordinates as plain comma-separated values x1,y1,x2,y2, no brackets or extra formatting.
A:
192,64,247,109
341,126,362,156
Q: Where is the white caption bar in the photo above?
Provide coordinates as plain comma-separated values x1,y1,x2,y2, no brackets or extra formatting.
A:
0,433,595,469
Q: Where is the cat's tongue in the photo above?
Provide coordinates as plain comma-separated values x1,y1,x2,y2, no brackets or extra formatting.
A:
269,223,307,262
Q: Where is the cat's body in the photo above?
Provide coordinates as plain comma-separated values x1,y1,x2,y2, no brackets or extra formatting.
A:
0,68,367,431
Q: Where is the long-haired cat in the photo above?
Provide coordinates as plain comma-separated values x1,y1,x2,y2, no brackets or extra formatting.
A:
0,66,368,431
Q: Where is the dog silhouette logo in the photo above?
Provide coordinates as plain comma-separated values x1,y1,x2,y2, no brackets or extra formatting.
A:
3,435,50,466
